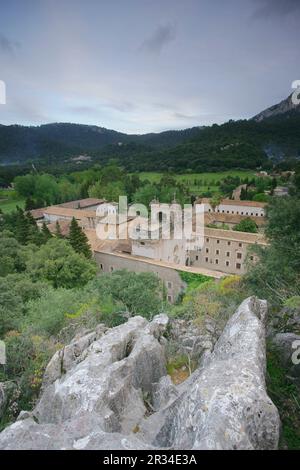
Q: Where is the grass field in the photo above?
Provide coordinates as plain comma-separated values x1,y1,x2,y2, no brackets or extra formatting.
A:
137,170,257,195
0,190,25,213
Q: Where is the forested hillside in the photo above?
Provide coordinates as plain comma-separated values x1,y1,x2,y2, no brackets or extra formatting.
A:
0,123,201,165
1,114,300,173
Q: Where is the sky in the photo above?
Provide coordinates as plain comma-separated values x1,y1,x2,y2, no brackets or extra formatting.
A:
0,0,299,133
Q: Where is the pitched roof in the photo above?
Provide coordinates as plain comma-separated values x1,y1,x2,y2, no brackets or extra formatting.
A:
47,220,71,237
58,198,105,209
43,206,97,219
196,198,267,208
203,227,267,244
29,208,47,219
204,212,266,226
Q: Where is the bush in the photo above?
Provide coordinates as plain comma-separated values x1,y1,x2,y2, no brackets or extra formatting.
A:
26,238,97,288
87,270,165,318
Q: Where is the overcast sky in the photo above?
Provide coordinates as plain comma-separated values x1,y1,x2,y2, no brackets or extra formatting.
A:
0,0,299,133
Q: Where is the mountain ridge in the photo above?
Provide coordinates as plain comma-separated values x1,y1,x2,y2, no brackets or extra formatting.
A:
0,94,299,170
253,93,300,122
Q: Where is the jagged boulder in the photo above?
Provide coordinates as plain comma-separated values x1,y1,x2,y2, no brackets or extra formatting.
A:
140,297,280,450
0,299,280,450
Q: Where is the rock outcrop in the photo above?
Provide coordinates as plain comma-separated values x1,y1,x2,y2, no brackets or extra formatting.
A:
0,297,280,450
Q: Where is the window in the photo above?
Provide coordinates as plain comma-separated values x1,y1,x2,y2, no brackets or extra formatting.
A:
206,248,209,253
261,213,264,217
227,210,229,214
196,255,199,261
217,239,220,244
227,241,231,246
215,259,219,265
236,263,241,270
239,243,242,247
110,266,114,272
167,281,172,289
251,213,253,216
205,257,208,262
250,255,254,261
216,249,219,255
232,211,234,214
226,251,230,257
167,295,172,302
206,238,209,242
241,212,244,215
226,261,230,267
237,252,242,259
222,210,225,213
256,213,258,216
100,263,103,270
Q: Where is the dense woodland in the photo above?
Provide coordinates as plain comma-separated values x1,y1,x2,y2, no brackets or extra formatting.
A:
0,113,300,174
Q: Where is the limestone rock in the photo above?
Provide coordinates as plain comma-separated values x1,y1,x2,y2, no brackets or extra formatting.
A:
0,299,280,450
140,297,280,450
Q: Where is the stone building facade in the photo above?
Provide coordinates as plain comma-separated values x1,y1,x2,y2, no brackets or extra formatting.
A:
189,227,266,275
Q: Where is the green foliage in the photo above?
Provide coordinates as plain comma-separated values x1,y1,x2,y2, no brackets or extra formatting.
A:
178,271,211,292
283,296,300,309
68,217,92,259
89,180,125,201
234,217,258,233
23,287,88,336
0,274,46,337
41,222,52,243
170,275,246,330
267,346,300,449
132,184,158,207
15,174,59,206
253,193,269,202
26,238,97,288
246,196,300,304
87,270,165,318
0,234,26,276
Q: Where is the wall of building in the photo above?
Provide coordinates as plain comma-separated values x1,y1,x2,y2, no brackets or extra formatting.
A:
94,251,187,303
132,237,186,265
189,233,259,275
204,202,265,217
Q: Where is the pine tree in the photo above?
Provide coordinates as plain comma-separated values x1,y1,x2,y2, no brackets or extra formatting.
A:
69,217,92,259
15,209,30,244
41,222,52,243
25,197,35,211
55,221,63,238
26,212,43,245
240,187,248,200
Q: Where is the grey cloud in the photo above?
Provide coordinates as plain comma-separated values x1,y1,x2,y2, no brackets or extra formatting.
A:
172,112,198,120
68,100,136,115
252,0,300,19
140,23,176,55
0,33,20,55
68,105,98,114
